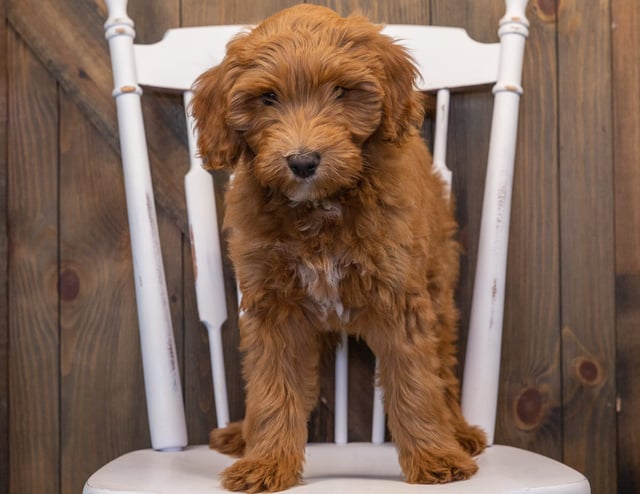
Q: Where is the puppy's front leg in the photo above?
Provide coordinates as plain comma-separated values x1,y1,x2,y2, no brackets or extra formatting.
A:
221,306,321,493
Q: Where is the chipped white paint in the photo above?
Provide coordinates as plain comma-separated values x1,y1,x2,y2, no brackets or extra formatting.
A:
371,358,386,444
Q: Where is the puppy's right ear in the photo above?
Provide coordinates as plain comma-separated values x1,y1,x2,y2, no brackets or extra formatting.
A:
190,64,243,171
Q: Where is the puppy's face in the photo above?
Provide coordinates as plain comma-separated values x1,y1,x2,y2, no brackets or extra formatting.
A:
192,4,424,202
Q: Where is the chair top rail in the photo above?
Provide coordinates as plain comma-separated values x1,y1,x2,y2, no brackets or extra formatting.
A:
133,24,500,92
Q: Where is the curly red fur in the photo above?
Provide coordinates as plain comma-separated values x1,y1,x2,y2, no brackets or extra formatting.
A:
192,4,486,492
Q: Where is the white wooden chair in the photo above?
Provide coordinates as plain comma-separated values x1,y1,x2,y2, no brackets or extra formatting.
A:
85,0,590,492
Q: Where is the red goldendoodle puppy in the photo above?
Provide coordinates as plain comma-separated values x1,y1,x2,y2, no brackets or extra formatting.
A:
191,4,486,492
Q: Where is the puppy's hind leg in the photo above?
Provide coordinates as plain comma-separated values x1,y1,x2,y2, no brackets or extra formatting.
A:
210,420,246,457
366,299,478,484
435,305,487,457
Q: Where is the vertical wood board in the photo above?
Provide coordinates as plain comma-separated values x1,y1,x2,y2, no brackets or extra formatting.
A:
495,1,562,460
612,0,640,491
182,0,300,26
7,0,191,230
58,94,149,494
7,27,60,494
0,0,9,489
318,0,429,23
557,1,617,492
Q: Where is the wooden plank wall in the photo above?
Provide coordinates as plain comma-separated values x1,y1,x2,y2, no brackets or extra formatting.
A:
558,2,617,491
0,0,638,493
0,0,8,491
613,0,640,492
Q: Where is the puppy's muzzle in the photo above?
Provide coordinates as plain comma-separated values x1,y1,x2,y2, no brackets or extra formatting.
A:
287,152,320,179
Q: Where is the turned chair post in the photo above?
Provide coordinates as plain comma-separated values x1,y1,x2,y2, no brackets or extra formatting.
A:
104,0,187,451
461,0,530,444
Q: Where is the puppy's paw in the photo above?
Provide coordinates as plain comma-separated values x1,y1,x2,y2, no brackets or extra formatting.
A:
402,447,478,484
221,457,301,493
210,421,245,457
455,423,487,457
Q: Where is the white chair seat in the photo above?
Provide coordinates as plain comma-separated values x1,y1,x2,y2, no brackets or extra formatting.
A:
84,443,589,494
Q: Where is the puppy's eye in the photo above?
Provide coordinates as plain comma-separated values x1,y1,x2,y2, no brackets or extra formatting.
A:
261,92,278,106
334,86,347,99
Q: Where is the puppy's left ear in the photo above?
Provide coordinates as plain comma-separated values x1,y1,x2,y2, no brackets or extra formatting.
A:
190,64,243,171
374,37,426,143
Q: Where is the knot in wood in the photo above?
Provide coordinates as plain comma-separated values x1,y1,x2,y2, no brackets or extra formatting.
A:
575,356,603,386
514,387,546,431
59,268,80,302
533,0,557,23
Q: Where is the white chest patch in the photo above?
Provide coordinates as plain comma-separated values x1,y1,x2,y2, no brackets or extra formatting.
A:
297,256,349,323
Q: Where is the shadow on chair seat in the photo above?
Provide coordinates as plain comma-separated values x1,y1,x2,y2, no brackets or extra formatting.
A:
84,443,589,494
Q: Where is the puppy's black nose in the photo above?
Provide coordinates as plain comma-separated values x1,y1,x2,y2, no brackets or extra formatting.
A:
287,152,320,178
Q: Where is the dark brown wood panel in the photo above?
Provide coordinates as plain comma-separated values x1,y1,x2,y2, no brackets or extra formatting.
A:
7,0,190,230
7,27,60,494
558,0,617,492
129,1,180,44
319,0,429,23
182,0,299,26
0,0,9,491
58,93,148,494
495,1,562,460
612,0,640,491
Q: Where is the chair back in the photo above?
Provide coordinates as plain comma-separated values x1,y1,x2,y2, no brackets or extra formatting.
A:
104,0,529,452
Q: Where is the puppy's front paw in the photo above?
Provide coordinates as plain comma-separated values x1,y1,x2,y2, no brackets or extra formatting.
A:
210,421,245,457
221,457,301,493
402,447,478,484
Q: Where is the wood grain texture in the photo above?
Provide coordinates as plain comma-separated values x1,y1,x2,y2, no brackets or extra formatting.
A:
58,94,148,494
128,1,180,44
7,27,60,494
494,1,562,460
612,0,640,491
7,0,190,230
58,2,193,488
557,1,617,492
182,0,299,25
0,0,9,491
318,0,428,23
